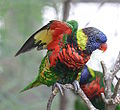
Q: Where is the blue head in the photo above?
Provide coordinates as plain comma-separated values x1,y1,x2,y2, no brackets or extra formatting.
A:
82,27,107,54
80,65,95,84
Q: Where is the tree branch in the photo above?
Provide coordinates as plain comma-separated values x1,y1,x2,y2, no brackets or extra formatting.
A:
100,51,120,110
47,87,58,110
112,79,120,99
111,52,120,77
47,84,98,110
63,84,98,110
101,93,115,104
101,61,112,98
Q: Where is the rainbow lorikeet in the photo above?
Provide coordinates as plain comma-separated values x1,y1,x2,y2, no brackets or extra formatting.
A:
75,65,120,110
15,20,107,93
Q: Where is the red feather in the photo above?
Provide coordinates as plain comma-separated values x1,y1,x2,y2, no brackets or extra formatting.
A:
50,20,72,35
81,77,104,100
47,21,90,69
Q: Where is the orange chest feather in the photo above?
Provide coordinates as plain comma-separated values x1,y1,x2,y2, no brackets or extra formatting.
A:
49,44,90,70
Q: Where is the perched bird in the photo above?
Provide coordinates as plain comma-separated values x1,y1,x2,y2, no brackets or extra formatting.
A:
80,66,105,110
75,65,120,110
15,20,107,93
79,65,104,85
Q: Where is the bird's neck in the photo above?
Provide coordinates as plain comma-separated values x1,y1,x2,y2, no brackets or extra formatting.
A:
76,29,88,51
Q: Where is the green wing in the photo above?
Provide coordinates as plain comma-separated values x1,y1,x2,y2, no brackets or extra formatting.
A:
20,55,58,92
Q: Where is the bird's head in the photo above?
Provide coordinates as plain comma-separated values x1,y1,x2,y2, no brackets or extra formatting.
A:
80,65,95,84
76,27,107,54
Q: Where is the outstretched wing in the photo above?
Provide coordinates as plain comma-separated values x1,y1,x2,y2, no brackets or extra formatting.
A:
15,20,72,56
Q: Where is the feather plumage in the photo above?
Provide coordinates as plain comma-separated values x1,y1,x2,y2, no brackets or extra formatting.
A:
15,20,72,56
16,20,107,92
76,66,120,110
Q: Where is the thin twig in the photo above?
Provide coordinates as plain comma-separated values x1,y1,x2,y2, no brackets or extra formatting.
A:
115,75,119,80
112,79,120,99
111,52,120,77
47,87,58,110
101,61,112,97
101,61,107,76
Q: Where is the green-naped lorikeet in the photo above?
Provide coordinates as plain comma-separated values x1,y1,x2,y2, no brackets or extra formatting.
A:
15,20,107,93
74,65,120,110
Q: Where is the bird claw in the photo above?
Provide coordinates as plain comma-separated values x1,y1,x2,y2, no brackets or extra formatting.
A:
53,83,65,96
72,80,80,93
52,81,80,95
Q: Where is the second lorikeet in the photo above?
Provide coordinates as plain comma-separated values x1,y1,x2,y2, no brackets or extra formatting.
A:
15,20,107,93
75,65,120,110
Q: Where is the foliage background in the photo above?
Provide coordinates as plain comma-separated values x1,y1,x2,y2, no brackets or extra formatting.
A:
0,0,120,110
0,0,61,110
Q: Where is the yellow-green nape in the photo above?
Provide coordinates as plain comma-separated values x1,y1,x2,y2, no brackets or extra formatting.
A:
76,29,88,50
87,67,95,78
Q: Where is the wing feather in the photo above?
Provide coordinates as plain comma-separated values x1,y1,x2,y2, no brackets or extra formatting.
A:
15,20,72,56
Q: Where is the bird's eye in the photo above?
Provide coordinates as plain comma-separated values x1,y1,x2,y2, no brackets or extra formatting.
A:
96,38,100,42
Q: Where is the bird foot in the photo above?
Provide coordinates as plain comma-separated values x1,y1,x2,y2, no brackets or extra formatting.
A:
52,83,65,96
72,80,80,93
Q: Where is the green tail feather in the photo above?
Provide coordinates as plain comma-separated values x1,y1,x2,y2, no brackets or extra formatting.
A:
20,78,41,93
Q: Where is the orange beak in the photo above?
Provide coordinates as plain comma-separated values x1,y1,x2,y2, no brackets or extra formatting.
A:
99,43,107,52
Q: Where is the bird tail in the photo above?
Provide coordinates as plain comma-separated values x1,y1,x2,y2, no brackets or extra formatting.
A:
20,77,41,93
